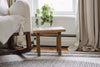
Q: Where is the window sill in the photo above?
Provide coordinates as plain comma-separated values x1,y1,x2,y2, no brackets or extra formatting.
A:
53,15,75,18
31,15,75,18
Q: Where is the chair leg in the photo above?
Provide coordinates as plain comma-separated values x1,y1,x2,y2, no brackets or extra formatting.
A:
7,35,15,50
26,32,31,50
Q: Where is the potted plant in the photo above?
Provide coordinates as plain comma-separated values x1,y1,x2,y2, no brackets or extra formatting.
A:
35,4,54,27
32,4,54,46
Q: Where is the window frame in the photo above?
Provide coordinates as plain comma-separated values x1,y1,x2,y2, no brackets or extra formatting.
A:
32,0,76,15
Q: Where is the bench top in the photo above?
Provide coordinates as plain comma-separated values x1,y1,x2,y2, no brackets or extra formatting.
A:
33,27,66,33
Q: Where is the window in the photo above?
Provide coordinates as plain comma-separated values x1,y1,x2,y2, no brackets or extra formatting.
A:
32,0,76,15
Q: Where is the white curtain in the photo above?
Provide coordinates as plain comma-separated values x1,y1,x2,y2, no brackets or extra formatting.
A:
68,0,79,51
0,0,8,15
69,0,100,51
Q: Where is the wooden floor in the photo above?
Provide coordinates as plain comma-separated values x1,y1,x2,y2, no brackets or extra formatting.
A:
32,47,100,52
32,46,68,51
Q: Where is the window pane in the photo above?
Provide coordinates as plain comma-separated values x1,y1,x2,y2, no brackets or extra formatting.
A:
39,0,73,11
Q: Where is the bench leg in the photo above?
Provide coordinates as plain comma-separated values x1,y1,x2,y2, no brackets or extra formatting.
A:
36,33,41,56
57,36,58,52
57,32,61,56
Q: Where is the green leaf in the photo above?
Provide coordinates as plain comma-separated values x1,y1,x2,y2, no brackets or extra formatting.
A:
50,15,53,19
40,17,43,20
50,11,53,15
36,9,40,14
45,4,49,7
32,33,36,36
42,6,47,10
50,20,53,23
52,8,55,11
46,19,49,22
41,21,45,25
35,19,38,26
46,15,49,18
34,38,36,40
41,10,47,17
50,20,53,26
35,14,37,17
43,18,46,21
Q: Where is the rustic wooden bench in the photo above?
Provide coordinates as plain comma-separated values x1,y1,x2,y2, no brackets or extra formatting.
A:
33,27,66,56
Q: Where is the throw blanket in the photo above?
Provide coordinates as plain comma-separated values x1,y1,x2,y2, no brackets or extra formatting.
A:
0,15,25,44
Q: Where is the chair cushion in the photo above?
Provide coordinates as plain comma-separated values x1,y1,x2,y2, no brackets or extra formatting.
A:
0,0,8,16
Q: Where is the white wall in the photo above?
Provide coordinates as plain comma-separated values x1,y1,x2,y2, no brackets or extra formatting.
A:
32,16,76,46
53,16,76,34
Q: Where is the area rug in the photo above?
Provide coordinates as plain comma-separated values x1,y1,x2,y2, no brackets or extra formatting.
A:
0,51,100,67
24,50,100,57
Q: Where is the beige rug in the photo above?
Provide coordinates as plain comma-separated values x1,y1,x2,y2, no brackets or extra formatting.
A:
0,51,100,67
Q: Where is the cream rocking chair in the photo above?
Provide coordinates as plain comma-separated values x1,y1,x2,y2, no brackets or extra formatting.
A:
0,0,32,55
